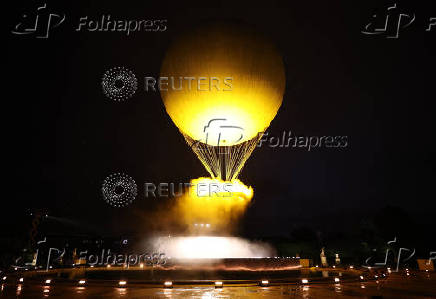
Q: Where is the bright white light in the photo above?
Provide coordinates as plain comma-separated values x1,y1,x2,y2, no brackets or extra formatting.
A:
45,279,51,284
2,276,6,281
107,265,111,268
349,265,354,269
150,236,274,259
261,280,269,285
78,280,86,285
360,276,364,280
302,279,309,284
19,278,24,283
332,265,336,268
164,281,172,287
119,280,127,286
140,263,144,268
334,277,340,283
215,281,223,287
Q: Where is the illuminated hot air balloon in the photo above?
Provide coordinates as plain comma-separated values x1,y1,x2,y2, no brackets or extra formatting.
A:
160,24,285,180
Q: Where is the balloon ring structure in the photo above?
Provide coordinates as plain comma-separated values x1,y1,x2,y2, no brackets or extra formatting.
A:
102,173,137,207
102,66,138,101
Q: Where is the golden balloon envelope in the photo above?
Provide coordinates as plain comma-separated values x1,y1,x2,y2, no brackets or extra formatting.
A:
160,24,285,146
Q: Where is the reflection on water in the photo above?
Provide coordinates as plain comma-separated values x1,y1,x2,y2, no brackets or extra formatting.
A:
43,286,50,297
16,284,22,296
2,274,434,299
116,287,127,296
75,286,86,294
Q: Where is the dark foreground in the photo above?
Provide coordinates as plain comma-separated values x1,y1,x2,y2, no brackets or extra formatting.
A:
1,272,435,298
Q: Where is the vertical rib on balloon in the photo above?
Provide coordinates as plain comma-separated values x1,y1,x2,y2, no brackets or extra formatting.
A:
183,133,263,181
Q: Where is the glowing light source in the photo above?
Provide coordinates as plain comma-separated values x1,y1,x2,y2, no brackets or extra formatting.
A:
151,236,274,259
349,265,354,269
334,278,340,283
360,276,364,280
140,263,144,268
2,276,6,281
164,281,173,288
45,279,51,284
119,280,127,286
18,278,24,283
78,280,86,285
260,280,269,286
173,178,254,229
301,279,309,284
160,24,285,181
215,281,223,288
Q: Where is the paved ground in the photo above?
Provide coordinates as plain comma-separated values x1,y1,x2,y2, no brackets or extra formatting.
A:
1,273,435,298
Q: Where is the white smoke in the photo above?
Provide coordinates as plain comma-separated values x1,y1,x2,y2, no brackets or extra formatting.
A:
149,236,275,259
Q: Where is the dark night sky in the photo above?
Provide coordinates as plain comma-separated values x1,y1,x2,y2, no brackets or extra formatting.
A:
3,0,435,238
